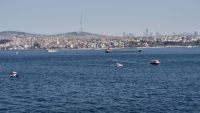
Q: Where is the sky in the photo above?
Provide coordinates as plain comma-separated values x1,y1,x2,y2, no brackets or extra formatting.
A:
0,0,200,36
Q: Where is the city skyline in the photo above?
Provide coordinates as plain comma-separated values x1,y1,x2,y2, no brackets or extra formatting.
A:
0,0,200,36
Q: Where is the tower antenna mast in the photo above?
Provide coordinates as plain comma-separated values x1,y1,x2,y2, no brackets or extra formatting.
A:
80,15,83,32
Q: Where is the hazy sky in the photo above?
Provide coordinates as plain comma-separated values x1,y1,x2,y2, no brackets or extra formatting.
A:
0,0,200,36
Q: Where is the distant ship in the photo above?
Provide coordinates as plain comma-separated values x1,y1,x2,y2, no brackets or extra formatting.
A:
150,60,160,65
10,71,18,77
105,48,141,53
138,49,142,52
105,48,112,53
46,49,58,53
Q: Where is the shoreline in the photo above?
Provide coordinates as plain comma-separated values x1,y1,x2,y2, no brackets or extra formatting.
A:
0,46,199,51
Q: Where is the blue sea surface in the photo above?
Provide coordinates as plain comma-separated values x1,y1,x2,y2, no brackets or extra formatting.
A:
0,48,200,113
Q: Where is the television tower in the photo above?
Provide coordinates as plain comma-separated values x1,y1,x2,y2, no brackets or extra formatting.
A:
80,15,83,32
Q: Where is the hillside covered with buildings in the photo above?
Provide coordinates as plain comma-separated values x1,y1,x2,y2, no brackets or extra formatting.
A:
0,31,200,50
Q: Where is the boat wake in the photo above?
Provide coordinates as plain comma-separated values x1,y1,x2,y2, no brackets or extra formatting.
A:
0,74,9,77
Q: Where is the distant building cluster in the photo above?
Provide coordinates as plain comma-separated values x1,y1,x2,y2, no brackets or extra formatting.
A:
0,31,200,50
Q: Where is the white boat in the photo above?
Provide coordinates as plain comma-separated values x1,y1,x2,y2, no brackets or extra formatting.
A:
150,60,160,65
10,71,17,77
46,49,58,53
116,63,123,67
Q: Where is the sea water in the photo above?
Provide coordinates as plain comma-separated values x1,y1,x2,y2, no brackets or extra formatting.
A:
0,48,200,113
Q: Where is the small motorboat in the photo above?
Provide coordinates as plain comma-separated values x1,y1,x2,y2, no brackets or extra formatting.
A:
10,71,18,77
46,49,58,53
138,49,142,52
150,60,160,65
105,48,112,53
116,63,123,67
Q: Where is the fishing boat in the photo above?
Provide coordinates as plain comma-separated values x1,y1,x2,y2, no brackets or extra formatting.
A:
150,60,160,65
